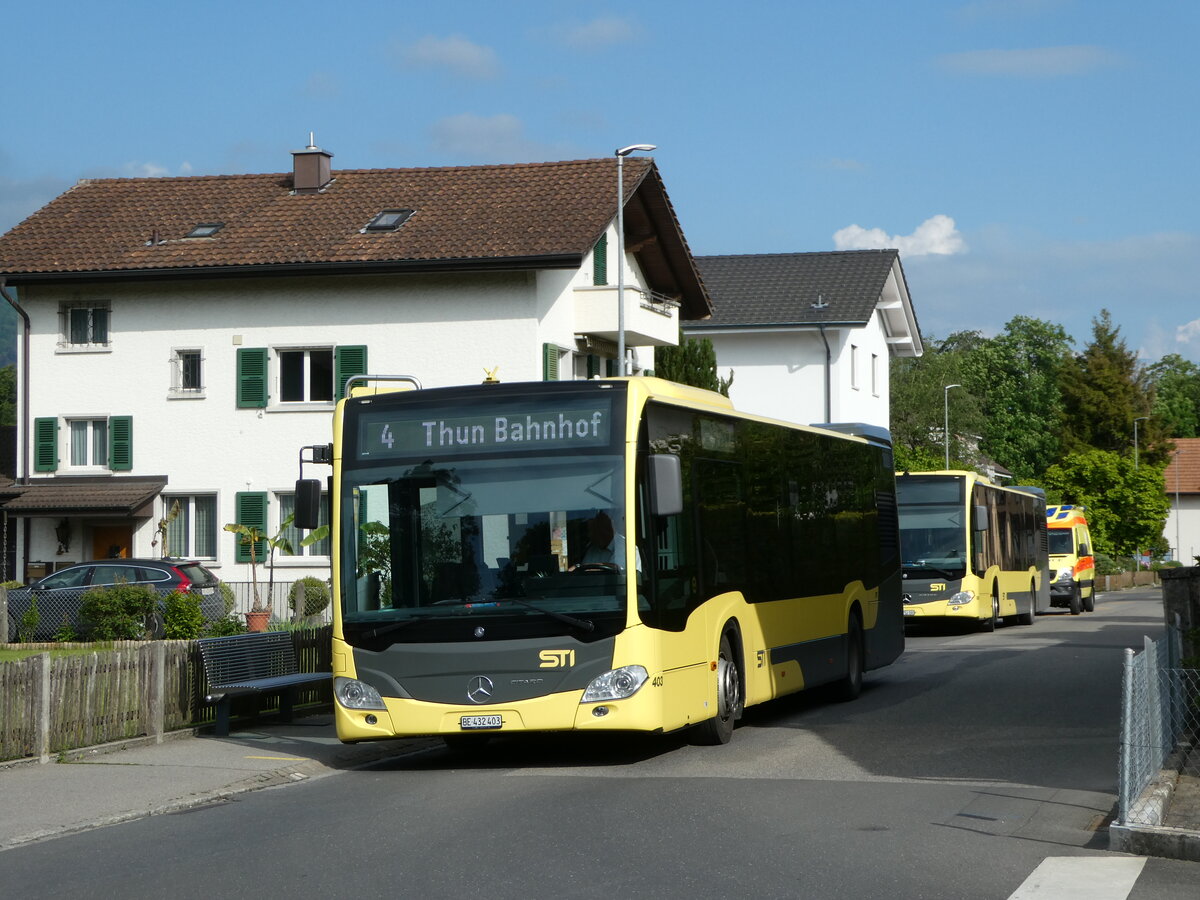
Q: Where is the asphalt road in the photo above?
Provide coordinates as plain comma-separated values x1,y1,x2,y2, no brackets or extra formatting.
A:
3,587,1197,899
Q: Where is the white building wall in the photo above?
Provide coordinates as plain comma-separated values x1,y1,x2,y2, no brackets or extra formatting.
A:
19,264,631,584
701,309,892,430
1164,495,1200,563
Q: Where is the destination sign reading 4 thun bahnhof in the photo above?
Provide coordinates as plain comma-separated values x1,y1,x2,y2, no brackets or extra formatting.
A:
358,399,613,458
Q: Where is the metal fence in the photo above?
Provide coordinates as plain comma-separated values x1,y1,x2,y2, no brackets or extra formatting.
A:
1119,625,1200,826
3,579,332,642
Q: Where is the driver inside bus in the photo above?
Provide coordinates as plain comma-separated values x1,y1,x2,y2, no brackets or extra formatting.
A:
577,511,642,573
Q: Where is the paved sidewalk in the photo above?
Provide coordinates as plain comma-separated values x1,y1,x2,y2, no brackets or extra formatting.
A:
0,713,435,851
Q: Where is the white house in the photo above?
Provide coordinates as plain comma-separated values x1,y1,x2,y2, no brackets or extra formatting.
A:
685,250,922,430
0,144,710,591
1164,439,1200,564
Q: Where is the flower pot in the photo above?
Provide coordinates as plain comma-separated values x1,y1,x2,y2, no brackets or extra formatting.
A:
245,610,270,632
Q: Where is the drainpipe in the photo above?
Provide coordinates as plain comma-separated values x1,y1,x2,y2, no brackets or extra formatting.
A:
817,324,832,423
0,279,31,583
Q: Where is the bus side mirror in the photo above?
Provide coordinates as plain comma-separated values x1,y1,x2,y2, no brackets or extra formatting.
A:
294,479,323,530
973,504,990,531
649,454,683,517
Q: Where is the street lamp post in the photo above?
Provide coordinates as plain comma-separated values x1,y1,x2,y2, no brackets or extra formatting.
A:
1133,416,1148,470
944,384,961,470
615,144,656,375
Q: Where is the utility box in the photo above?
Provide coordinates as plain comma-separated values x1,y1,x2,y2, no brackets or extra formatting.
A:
1159,566,1200,663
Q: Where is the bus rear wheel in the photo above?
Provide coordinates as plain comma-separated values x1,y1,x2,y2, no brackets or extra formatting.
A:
1015,580,1035,626
1068,585,1082,615
692,633,741,745
832,615,864,702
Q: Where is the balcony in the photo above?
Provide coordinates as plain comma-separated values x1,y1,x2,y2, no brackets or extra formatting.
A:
573,286,681,347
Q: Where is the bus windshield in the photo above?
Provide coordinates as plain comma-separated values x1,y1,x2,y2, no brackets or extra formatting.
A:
341,454,629,638
896,475,967,579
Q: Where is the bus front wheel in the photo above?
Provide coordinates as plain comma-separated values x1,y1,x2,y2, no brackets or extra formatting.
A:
692,633,741,746
832,614,864,702
981,591,1000,632
1015,580,1036,626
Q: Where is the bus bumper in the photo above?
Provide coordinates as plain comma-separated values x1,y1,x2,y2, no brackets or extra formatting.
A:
334,682,673,742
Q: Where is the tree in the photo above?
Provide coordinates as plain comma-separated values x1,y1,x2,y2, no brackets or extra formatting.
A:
966,316,1072,482
889,333,985,471
1042,450,1170,560
0,364,14,427
1147,354,1200,438
1059,310,1164,462
654,330,732,396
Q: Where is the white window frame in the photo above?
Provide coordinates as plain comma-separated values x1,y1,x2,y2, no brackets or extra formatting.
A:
66,417,108,470
169,347,206,399
275,346,335,406
850,344,860,391
871,353,880,397
160,494,218,560
57,302,112,353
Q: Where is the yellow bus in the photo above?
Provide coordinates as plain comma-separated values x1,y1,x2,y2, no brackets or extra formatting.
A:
294,377,904,746
895,471,1049,630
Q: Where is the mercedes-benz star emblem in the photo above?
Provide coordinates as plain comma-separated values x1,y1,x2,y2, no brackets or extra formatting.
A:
467,675,494,704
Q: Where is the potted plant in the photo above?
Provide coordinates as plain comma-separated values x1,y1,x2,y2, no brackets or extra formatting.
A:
223,522,270,631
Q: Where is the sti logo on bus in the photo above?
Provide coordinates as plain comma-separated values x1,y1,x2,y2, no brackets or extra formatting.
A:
539,650,576,668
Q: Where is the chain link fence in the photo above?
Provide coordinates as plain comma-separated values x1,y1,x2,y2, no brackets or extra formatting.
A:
1119,624,1200,827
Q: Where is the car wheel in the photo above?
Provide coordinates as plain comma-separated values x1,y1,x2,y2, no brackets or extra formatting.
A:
1068,585,1082,615
1082,585,1095,613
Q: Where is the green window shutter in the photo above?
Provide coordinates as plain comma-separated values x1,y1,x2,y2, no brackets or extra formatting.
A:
334,345,368,401
587,354,601,378
234,492,269,563
236,347,269,408
542,344,559,381
108,415,133,471
592,233,608,286
33,417,58,472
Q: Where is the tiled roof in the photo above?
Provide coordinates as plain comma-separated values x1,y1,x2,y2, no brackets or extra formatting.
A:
0,157,711,319
1164,438,1200,494
689,249,903,328
3,476,167,516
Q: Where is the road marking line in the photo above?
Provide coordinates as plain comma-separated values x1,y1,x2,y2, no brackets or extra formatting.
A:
245,756,306,761
1007,857,1147,899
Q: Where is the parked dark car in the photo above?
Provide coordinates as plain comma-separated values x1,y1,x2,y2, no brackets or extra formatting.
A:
5,558,224,641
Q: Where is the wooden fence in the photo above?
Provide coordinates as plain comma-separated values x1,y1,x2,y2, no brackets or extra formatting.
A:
1,627,331,763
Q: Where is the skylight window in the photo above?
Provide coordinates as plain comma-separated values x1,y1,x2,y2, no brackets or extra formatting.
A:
186,223,224,238
363,209,413,233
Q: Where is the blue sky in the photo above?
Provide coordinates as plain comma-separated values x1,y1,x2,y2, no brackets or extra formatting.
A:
3,0,1197,361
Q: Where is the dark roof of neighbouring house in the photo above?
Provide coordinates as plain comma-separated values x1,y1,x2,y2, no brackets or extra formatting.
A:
688,249,910,328
0,156,711,319
1,476,167,517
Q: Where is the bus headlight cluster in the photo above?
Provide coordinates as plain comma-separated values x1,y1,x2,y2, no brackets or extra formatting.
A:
948,590,974,606
335,677,387,710
581,665,649,703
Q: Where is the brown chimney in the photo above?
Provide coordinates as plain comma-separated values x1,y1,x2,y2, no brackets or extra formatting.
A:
291,133,334,193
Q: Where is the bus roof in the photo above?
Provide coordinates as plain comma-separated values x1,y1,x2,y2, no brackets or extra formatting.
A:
1047,505,1088,527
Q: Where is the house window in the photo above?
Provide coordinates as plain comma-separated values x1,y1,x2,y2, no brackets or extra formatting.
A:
278,492,330,557
162,495,217,559
871,353,879,397
279,349,334,402
60,303,110,349
170,349,204,397
850,344,860,391
69,419,108,467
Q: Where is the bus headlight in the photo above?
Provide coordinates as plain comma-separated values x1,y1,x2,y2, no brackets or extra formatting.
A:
948,590,974,605
581,666,649,703
335,677,387,710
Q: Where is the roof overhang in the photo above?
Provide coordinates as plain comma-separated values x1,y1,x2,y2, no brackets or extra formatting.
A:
1,476,167,518
877,256,923,358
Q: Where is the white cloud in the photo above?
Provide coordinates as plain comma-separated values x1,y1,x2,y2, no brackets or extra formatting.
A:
429,113,545,161
937,45,1121,77
124,162,169,178
398,35,500,79
555,16,639,50
833,215,967,257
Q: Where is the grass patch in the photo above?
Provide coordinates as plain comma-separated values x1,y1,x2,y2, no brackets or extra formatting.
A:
0,644,121,663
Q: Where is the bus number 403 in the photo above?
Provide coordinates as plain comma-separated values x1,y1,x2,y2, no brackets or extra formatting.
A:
539,650,575,668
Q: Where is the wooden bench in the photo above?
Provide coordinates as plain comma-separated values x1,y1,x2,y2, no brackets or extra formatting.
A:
197,631,329,737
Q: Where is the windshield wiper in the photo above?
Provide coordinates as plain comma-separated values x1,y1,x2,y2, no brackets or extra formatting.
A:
362,611,439,639
903,562,959,580
509,595,595,632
